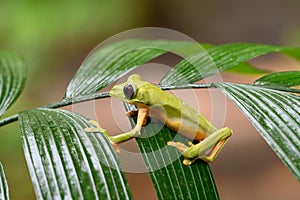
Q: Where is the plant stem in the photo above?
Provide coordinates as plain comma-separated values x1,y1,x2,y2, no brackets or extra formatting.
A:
43,92,111,109
0,83,215,127
1,82,296,128
0,114,19,127
0,92,111,127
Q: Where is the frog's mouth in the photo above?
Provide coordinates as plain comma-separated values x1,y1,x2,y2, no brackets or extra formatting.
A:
110,84,122,97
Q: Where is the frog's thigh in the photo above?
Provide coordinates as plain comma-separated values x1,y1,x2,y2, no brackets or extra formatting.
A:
164,118,206,141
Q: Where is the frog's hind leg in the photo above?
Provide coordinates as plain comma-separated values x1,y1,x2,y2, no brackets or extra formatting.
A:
168,127,232,165
200,132,231,163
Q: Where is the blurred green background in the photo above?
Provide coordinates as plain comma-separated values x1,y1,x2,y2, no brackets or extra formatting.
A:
1,0,300,199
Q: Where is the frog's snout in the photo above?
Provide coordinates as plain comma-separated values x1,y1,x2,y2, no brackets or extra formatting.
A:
109,84,124,98
109,85,115,95
109,85,117,97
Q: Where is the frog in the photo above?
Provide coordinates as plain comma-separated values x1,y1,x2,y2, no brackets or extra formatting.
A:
85,74,232,165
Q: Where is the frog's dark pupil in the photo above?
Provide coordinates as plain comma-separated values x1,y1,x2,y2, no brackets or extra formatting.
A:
123,83,136,99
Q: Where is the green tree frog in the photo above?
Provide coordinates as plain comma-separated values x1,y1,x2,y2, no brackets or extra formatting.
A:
86,74,232,165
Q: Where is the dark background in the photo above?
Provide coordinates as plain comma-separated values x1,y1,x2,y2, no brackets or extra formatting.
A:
0,1,299,199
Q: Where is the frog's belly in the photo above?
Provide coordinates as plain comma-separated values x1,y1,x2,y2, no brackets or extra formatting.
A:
150,109,206,141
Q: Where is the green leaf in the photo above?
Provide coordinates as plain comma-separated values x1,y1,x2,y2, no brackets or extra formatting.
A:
281,48,300,61
124,103,219,200
19,108,132,200
215,83,300,181
0,162,9,200
0,51,26,117
254,71,300,93
65,39,200,98
226,62,266,75
160,43,291,85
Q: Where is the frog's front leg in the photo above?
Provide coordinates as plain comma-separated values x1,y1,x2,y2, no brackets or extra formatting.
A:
85,107,149,145
168,127,232,165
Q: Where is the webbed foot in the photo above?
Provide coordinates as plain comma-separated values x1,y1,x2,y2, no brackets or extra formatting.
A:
167,127,232,165
85,120,120,153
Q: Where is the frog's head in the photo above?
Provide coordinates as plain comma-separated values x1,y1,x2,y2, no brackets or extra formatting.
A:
110,74,146,103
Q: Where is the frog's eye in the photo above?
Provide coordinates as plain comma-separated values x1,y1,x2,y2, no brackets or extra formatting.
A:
123,83,136,99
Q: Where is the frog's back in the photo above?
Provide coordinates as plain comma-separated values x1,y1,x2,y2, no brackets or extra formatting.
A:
139,84,217,136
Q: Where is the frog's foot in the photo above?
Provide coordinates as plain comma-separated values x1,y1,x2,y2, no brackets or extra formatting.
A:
85,120,121,153
169,128,232,165
167,141,189,153
167,141,194,151
85,120,107,133
167,141,195,165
